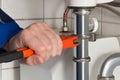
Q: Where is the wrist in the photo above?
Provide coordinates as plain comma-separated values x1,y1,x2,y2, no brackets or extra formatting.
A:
3,40,9,51
2,35,16,51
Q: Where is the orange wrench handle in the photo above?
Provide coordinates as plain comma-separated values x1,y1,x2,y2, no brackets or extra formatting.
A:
17,35,78,58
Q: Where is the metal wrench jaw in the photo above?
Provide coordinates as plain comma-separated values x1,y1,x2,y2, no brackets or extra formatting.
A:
60,35,79,49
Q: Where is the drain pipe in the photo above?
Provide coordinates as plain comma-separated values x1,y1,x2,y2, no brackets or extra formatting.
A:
98,53,120,80
72,8,91,80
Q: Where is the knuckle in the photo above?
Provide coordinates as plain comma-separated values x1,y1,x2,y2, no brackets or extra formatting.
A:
20,29,29,37
46,44,52,51
59,43,62,49
58,36,63,48
51,36,56,44
35,22,41,26
29,24,37,29
28,22,44,30
26,60,34,66
35,22,43,26
51,50,57,57
35,46,45,54
29,22,42,28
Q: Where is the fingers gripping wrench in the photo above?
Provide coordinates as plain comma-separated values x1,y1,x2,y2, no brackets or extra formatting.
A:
0,35,78,63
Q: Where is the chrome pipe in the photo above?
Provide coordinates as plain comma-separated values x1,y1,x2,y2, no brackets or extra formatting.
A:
98,53,120,80
73,9,91,80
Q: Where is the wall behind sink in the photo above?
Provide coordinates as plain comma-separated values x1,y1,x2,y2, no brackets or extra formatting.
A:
0,0,120,80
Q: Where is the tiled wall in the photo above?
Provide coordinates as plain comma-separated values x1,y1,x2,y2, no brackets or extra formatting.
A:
101,7,120,36
1,0,120,80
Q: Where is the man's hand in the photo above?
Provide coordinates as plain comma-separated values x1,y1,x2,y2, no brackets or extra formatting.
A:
4,22,63,65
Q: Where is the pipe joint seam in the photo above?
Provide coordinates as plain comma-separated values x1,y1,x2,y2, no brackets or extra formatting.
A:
73,56,91,62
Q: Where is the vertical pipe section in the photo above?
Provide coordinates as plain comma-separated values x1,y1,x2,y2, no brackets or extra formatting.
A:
74,9,90,80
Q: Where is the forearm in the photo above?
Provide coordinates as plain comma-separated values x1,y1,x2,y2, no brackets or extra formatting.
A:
0,9,22,51
0,22,22,49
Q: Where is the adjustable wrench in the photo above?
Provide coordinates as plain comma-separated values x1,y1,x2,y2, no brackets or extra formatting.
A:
0,35,78,63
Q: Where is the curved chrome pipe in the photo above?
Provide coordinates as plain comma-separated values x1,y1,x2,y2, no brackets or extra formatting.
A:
98,53,120,80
